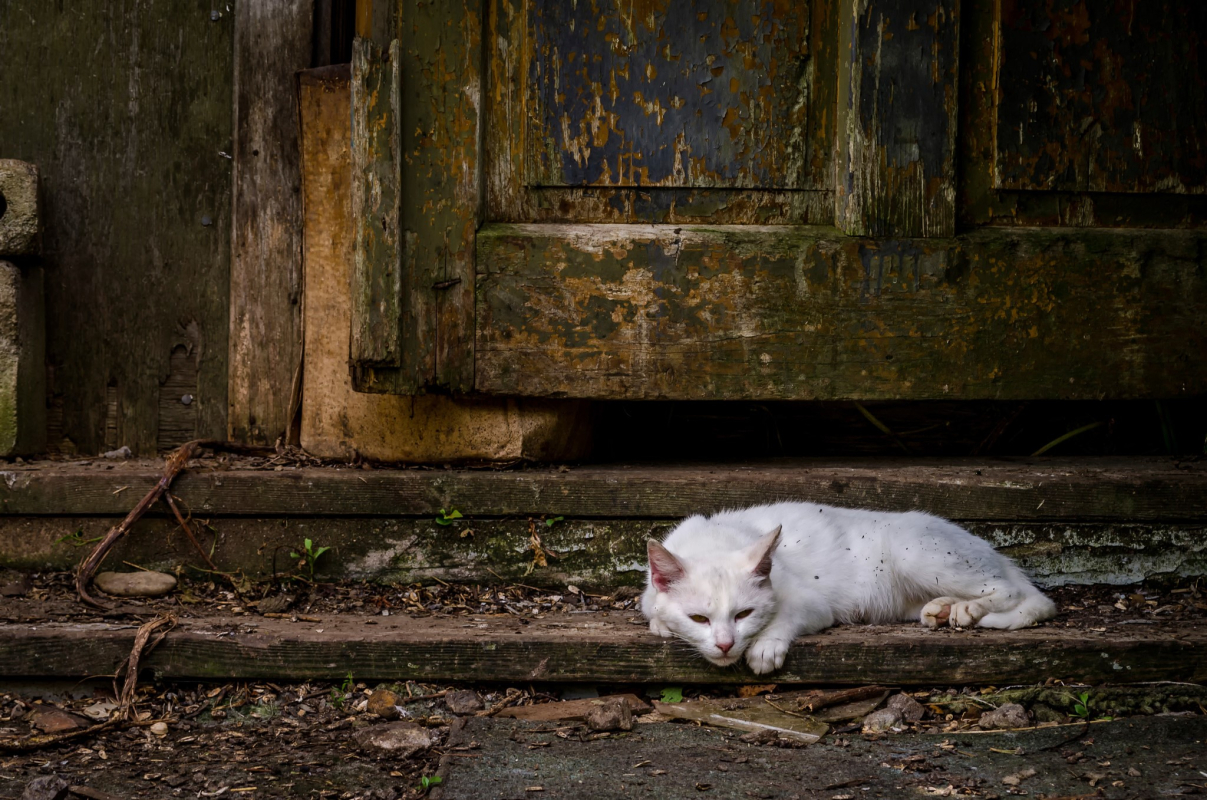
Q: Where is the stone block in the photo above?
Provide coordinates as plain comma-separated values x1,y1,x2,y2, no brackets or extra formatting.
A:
0,260,45,456
0,160,40,257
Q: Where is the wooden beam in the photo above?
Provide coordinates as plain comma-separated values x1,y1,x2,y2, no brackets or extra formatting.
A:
2,515,1203,591
0,459,1202,520
835,0,959,237
2,614,1203,685
351,0,481,394
476,223,1207,401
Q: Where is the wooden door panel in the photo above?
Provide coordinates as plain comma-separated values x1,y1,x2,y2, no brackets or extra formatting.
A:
526,0,810,189
475,224,1207,400
995,0,1207,194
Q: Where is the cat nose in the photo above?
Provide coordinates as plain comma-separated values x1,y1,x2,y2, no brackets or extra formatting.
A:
717,641,733,654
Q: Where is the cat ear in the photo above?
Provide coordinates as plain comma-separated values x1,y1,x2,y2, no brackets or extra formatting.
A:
750,525,782,580
647,539,686,592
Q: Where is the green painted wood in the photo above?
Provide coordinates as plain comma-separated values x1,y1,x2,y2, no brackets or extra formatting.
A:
350,36,404,370
0,0,232,455
835,0,959,237
0,459,1203,520
1,614,1203,685
475,223,1206,401
351,0,481,395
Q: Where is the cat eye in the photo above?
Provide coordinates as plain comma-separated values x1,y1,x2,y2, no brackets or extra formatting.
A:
688,614,709,624
734,609,754,620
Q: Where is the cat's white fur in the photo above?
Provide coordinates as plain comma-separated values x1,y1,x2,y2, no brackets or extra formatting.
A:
642,502,1056,674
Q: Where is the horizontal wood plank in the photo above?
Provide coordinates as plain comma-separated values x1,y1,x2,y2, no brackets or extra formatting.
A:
1,613,1203,685
475,224,1207,401
0,458,1203,520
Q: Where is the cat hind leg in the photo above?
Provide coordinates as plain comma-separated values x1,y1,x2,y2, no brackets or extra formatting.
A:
921,586,1055,630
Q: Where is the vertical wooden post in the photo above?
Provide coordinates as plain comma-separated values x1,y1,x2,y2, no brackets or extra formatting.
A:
835,0,960,238
229,0,314,445
349,0,480,394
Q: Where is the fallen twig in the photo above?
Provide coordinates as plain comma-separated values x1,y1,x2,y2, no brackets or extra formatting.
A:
74,439,271,607
115,613,178,716
802,686,888,713
0,717,168,754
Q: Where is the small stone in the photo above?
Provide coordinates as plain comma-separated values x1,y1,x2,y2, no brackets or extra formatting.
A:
586,699,633,732
1128,767,1142,777
102,445,132,459
366,689,401,720
738,729,780,745
1002,768,1037,786
20,775,69,800
354,721,435,757
150,721,169,736
445,689,484,716
978,703,1030,730
0,575,30,597
29,707,88,733
93,570,177,598
886,693,925,722
861,708,903,733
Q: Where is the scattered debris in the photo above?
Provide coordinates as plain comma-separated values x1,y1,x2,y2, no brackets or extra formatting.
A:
101,446,132,460
1001,767,1037,786
978,703,1031,730
0,574,31,597
28,707,88,734
93,570,177,598
255,592,294,614
19,775,69,800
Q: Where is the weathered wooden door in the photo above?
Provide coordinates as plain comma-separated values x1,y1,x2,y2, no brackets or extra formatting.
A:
349,0,1207,402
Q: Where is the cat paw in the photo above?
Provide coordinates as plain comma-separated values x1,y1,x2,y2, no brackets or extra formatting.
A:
921,597,982,629
649,618,673,638
746,637,790,674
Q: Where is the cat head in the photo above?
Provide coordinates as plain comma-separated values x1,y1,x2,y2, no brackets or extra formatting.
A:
645,525,781,667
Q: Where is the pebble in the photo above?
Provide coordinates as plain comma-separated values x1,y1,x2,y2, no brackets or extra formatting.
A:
861,708,903,733
886,693,926,722
20,775,69,800
445,689,484,716
366,689,402,720
978,703,1031,730
586,699,633,732
150,721,169,736
354,721,435,757
94,570,177,598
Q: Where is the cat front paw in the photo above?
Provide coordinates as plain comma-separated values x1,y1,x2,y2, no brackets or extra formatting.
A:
649,617,672,638
746,636,790,675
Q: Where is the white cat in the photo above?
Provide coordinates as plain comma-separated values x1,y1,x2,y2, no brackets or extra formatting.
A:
641,502,1056,674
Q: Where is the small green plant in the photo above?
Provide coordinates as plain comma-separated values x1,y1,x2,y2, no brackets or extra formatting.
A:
545,516,564,527
341,671,355,693
419,775,442,792
1071,691,1092,719
660,687,684,704
435,508,463,526
330,670,355,708
56,529,103,548
289,537,331,582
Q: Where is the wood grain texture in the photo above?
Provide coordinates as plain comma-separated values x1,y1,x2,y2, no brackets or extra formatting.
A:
0,1,232,454
484,0,833,225
2,613,1204,684
229,0,313,446
351,0,482,395
476,223,1207,401
835,0,959,237
0,458,1203,520
995,0,1207,195
526,0,810,189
